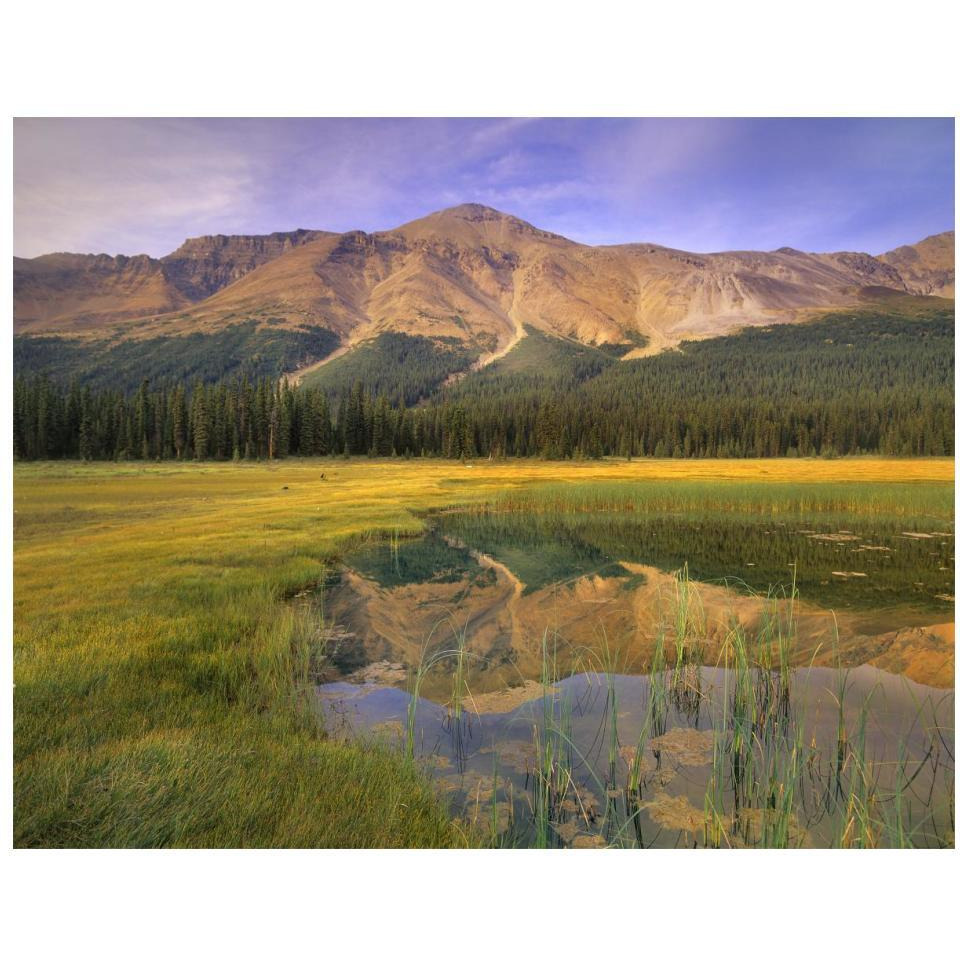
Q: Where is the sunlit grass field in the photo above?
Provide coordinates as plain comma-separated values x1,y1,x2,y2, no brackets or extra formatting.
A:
13,456,953,847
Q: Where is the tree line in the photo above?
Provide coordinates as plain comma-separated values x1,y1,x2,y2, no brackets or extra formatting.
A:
12,375,478,462
12,366,953,462
12,307,955,462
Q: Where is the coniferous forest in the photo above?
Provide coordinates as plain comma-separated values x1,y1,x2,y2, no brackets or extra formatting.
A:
12,308,954,461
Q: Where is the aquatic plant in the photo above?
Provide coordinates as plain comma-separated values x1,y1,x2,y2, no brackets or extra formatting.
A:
485,478,954,521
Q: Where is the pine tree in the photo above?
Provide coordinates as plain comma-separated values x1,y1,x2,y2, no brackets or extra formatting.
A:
344,381,366,455
78,411,94,461
172,386,187,459
299,392,316,456
134,379,150,459
314,392,332,456
191,382,209,460
371,394,392,455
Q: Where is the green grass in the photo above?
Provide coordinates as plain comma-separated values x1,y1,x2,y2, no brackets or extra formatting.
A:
13,461,491,847
14,574,470,848
487,477,955,519
13,457,954,847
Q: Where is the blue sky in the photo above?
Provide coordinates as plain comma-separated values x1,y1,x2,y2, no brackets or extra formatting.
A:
13,117,954,259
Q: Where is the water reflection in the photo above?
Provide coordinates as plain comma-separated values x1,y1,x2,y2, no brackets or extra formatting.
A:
313,502,954,847
318,666,954,848
322,510,953,693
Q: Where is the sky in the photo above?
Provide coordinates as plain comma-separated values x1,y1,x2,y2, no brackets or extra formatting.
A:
13,117,955,259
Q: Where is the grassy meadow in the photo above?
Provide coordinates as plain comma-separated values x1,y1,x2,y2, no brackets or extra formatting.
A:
12,456,954,847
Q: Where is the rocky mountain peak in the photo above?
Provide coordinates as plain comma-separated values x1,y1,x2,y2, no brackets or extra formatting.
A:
160,229,332,300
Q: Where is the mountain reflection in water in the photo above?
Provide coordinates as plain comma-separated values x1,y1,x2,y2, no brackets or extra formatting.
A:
320,508,953,694
313,501,954,848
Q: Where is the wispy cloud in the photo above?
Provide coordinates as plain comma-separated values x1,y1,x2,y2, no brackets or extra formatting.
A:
13,117,954,258
15,118,259,255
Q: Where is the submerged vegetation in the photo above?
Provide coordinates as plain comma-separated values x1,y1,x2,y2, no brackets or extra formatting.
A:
13,458,954,847
434,502,953,611
340,565,954,848
425,481,955,612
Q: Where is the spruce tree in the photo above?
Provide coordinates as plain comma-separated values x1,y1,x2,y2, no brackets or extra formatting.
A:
172,386,187,459
191,382,209,460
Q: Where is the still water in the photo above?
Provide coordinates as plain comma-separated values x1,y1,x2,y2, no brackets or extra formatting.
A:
314,487,954,847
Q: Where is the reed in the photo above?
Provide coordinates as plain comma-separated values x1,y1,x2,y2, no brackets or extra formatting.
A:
393,555,954,849
486,478,953,522
15,458,953,849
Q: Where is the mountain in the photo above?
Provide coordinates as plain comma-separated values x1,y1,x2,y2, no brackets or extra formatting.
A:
12,253,190,333
12,205,954,387
879,231,955,297
159,228,333,301
13,228,331,334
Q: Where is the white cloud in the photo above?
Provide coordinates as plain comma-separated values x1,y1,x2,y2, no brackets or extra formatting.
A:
13,118,953,258
14,119,259,256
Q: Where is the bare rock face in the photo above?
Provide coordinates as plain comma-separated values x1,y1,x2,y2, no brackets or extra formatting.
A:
161,228,333,300
879,231,955,297
12,206,954,356
821,251,907,289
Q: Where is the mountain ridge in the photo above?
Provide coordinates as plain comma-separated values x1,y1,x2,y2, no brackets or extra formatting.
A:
13,205,954,373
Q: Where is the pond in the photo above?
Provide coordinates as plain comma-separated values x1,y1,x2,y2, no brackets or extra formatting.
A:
311,481,955,848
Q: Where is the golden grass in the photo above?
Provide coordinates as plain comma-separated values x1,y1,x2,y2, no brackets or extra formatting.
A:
13,456,953,847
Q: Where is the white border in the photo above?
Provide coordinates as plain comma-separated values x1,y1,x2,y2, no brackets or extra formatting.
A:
3,1,958,958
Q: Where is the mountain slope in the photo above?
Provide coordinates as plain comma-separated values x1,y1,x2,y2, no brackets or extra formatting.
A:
13,253,190,333
879,231,955,297
176,206,568,353
189,207,953,358
13,228,331,335
160,228,333,301
12,206,955,385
